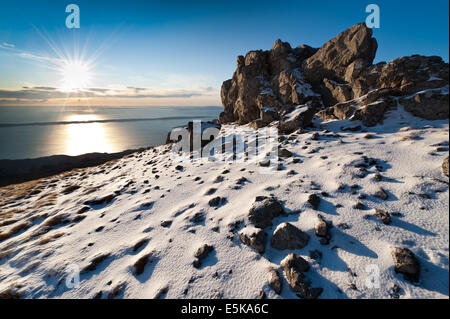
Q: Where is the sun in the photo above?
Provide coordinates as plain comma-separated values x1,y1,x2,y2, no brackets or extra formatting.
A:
60,60,92,91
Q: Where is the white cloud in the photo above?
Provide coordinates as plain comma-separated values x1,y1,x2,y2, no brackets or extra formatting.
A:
1,42,15,48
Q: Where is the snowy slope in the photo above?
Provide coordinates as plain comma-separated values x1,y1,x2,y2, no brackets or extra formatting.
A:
0,106,448,299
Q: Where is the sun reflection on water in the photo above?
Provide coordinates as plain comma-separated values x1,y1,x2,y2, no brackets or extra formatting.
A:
65,114,113,156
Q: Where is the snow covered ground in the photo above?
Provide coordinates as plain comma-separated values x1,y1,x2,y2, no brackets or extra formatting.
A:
0,106,448,299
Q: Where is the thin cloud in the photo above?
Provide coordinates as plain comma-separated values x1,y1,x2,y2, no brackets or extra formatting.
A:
1,42,15,48
0,86,218,101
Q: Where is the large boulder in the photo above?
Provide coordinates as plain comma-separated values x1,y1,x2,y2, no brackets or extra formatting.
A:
270,222,310,250
303,23,377,84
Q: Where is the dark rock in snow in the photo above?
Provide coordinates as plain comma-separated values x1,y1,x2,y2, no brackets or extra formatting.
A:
193,244,214,268
248,196,284,228
443,156,449,176
315,214,331,244
239,227,267,254
268,268,282,294
374,209,391,225
271,223,310,250
306,194,321,210
391,247,420,282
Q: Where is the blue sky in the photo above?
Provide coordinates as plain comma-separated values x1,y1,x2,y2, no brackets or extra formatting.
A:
0,0,448,106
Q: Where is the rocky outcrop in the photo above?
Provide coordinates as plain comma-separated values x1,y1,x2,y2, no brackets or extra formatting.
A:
303,22,377,84
219,39,321,128
219,22,449,130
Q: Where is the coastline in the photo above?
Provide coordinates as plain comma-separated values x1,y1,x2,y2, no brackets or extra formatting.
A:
0,117,221,188
0,147,150,187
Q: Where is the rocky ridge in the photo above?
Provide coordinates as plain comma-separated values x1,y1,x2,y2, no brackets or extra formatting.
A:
219,22,449,131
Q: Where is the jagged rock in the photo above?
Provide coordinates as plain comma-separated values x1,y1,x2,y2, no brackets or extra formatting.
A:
391,247,420,282
248,196,284,228
280,253,310,297
271,222,310,250
239,226,267,254
374,209,392,225
443,156,449,176
303,23,377,84
219,38,319,126
268,268,282,294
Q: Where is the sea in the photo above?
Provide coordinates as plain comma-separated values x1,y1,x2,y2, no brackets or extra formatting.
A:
0,105,222,160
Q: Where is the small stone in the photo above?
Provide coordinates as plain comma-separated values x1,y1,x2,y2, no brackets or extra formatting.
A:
259,159,271,167
193,244,214,268
205,188,217,195
278,148,293,158
374,209,391,225
161,220,172,228
373,173,383,181
309,250,322,260
315,214,331,244
307,194,321,210
214,176,224,183
374,188,389,200
353,202,366,210
208,196,226,207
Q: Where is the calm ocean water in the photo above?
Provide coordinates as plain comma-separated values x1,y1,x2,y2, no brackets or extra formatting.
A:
0,106,221,160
